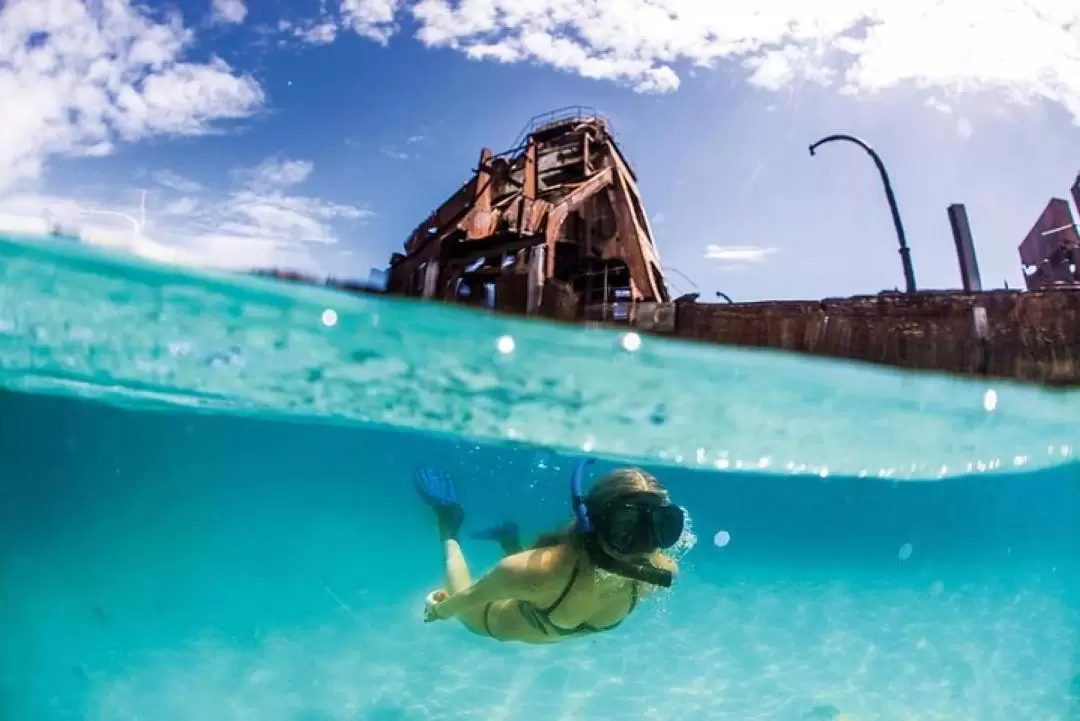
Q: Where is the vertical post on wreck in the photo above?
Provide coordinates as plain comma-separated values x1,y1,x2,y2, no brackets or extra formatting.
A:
475,148,493,213
526,245,545,313
523,141,537,201
947,203,989,375
947,203,983,292
422,260,439,299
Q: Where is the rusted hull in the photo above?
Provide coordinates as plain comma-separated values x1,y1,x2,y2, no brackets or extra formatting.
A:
666,290,1080,386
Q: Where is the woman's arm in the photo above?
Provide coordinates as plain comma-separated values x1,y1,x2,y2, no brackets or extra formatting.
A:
431,549,550,620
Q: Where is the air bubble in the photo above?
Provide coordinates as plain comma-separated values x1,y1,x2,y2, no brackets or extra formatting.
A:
496,335,515,354
713,530,731,548
620,332,642,352
898,543,913,561
321,309,337,327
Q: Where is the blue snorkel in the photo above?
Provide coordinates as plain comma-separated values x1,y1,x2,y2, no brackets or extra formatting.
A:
569,458,676,589
571,458,595,533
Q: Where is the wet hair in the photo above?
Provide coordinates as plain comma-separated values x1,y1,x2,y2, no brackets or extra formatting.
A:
531,467,669,550
585,467,668,514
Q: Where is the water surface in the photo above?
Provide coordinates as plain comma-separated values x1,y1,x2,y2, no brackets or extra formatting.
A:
1,233,1078,720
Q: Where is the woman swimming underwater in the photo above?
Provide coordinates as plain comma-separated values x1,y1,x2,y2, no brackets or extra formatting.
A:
416,460,684,644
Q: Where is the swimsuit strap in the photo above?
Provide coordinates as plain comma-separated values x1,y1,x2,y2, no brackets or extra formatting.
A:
538,561,580,614
531,564,641,636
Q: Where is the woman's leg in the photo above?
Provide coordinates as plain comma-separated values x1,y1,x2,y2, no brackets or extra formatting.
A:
413,467,494,637
441,536,472,593
471,521,524,556
436,519,495,637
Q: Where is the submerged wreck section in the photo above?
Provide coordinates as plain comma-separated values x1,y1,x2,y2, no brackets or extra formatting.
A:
386,107,669,318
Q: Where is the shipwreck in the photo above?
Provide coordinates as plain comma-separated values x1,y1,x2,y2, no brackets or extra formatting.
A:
385,107,671,327
368,113,1080,386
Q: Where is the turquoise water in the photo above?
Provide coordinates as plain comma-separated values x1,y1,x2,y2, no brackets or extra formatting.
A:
1,232,1079,720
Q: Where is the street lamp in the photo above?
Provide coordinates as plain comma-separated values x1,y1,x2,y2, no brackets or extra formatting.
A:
809,134,917,293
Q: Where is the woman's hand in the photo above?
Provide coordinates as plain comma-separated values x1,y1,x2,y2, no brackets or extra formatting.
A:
423,589,451,622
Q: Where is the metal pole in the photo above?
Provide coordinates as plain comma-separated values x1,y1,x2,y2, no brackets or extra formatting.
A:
947,204,982,292
603,264,609,321
809,134,917,293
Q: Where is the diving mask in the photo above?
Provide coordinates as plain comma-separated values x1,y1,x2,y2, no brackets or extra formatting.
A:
594,491,685,555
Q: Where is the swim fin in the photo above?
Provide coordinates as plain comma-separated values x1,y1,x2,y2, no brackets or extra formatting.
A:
413,466,464,538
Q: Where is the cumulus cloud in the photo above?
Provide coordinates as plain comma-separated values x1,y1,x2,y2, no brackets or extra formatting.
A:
405,0,1080,114
211,0,248,25
0,0,264,194
286,1,1080,122
0,1,381,274
341,0,399,43
0,159,372,272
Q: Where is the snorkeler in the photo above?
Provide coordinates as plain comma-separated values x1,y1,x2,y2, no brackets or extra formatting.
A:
415,460,684,644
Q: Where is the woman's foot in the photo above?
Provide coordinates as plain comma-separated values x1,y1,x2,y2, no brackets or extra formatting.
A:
413,467,465,540
471,521,523,555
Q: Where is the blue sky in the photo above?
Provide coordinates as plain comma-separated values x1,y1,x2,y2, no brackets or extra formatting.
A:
2,0,1079,302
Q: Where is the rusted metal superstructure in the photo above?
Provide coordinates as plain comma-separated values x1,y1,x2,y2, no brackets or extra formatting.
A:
386,107,669,317
1019,194,1080,290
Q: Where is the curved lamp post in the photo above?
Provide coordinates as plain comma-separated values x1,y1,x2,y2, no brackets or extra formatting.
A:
809,134,917,293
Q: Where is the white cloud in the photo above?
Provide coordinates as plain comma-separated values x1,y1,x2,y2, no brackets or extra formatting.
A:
211,0,248,25
153,170,205,195
0,0,264,194
297,22,339,45
405,1,1080,113
0,158,372,273
162,196,200,216
276,1,396,46
340,0,399,43
704,245,778,263
239,158,315,191
165,158,371,269
279,1,1080,122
